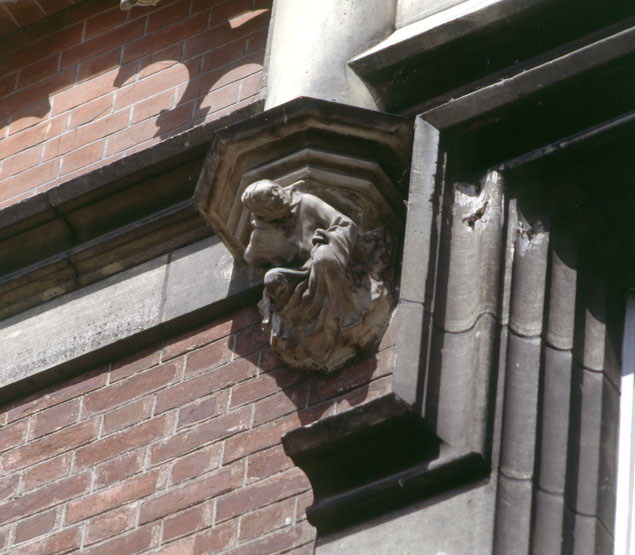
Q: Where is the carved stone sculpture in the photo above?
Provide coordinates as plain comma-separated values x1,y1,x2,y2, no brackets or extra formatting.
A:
241,178,395,373
193,99,411,373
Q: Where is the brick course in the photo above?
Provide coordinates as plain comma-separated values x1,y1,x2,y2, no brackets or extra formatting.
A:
0,304,396,553
0,0,271,208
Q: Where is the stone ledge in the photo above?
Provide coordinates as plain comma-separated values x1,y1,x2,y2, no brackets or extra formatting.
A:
0,236,262,404
351,0,635,112
282,394,489,534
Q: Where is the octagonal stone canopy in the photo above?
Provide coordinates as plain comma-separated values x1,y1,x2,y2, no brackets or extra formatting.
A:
193,97,413,258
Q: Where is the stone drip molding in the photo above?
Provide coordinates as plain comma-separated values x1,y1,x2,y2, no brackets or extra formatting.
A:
194,97,412,373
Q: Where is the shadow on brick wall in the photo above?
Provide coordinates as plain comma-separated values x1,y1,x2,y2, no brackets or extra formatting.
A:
230,305,383,428
0,0,270,204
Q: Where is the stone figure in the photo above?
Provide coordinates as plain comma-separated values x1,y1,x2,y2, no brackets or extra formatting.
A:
241,179,394,373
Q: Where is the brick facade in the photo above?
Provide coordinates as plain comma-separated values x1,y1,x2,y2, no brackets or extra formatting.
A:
0,0,269,208
0,305,395,553
3,0,634,552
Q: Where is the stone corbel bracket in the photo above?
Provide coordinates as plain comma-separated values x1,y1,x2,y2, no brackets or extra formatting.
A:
194,97,413,372
194,97,411,258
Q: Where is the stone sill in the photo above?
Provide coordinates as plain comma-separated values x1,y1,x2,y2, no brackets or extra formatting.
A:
282,394,489,535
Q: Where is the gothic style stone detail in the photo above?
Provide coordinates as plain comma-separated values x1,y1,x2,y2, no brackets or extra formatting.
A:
194,98,412,373
241,178,395,372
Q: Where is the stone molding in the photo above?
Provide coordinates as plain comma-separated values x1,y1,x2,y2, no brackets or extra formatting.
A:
351,0,635,113
393,44,634,555
0,102,263,324
282,393,488,534
0,103,265,402
0,235,261,404
280,23,635,544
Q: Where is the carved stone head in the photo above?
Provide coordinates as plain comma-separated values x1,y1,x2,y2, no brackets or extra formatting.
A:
241,179,292,223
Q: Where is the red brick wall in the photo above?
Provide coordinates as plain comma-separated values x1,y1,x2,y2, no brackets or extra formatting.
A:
0,305,395,554
0,0,270,209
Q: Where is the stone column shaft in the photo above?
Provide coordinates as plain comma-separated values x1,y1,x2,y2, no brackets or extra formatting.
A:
265,0,396,110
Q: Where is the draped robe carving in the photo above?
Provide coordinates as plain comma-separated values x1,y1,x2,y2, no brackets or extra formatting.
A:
241,179,394,372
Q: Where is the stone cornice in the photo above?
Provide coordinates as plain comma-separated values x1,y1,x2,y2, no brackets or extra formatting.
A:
351,0,635,113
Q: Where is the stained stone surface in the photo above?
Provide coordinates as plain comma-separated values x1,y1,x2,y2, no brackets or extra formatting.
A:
0,236,260,401
265,0,395,110
194,98,412,373
316,480,496,555
240,179,395,373
194,98,411,260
